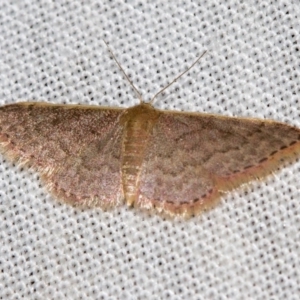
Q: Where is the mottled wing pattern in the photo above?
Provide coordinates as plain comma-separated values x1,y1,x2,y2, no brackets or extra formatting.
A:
137,111,300,217
0,103,125,208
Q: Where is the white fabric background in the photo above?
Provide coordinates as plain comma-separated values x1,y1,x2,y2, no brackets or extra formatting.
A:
0,1,299,299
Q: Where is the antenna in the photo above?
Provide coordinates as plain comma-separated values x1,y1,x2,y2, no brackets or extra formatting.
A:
103,40,207,105
149,50,207,104
103,40,143,104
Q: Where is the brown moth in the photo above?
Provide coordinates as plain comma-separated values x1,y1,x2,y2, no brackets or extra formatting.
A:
0,44,300,218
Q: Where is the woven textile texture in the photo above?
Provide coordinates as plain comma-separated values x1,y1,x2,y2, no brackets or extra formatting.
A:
0,1,299,299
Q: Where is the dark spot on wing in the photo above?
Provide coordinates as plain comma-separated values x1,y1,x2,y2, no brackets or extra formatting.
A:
259,157,268,163
244,165,253,170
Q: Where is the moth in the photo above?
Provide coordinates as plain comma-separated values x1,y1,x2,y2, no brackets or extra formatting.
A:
0,44,300,218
